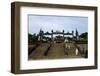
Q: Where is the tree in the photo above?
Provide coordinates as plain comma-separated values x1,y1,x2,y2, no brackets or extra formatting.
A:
79,32,88,40
28,33,38,44
32,34,38,42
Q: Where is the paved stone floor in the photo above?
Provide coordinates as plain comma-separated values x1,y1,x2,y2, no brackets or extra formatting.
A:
28,42,86,60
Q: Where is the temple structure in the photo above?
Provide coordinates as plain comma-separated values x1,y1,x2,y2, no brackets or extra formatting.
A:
38,29,79,42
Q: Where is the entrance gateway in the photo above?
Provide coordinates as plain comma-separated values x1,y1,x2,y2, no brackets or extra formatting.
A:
38,29,79,42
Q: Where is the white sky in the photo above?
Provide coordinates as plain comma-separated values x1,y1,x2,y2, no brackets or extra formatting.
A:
28,15,88,35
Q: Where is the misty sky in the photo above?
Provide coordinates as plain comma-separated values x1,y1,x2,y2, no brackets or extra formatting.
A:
28,15,88,35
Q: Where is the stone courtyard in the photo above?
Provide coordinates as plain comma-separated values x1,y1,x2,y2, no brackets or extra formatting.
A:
28,29,88,60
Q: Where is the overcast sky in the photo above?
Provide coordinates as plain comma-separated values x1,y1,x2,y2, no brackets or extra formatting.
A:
28,15,88,35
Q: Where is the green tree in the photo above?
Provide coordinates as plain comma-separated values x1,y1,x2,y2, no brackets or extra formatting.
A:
79,32,88,40
28,33,32,44
32,34,38,42
28,33,38,44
